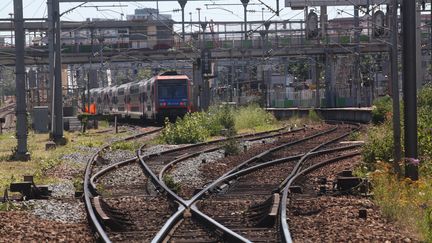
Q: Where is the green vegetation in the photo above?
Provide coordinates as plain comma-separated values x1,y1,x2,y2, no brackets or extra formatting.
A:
161,112,210,144
163,175,180,193
234,104,277,132
371,95,393,124
0,126,128,196
223,138,240,156
110,140,141,151
307,110,321,122
361,120,394,170
360,84,432,241
160,104,278,144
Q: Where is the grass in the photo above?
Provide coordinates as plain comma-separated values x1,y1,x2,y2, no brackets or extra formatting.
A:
0,127,126,194
234,104,277,132
110,140,141,151
160,104,282,144
358,86,432,241
371,163,432,241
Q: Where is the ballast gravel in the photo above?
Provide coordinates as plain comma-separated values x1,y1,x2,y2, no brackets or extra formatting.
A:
28,199,86,224
141,144,185,157
170,150,225,188
98,163,146,186
49,181,76,198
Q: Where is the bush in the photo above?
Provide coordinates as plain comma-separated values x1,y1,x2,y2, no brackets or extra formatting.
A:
234,104,277,131
223,138,239,156
206,105,235,136
371,95,393,124
362,120,395,170
371,163,432,241
163,175,180,193
308,110,321,122
418,85,432,159
159,104,277,144
161,113,210,144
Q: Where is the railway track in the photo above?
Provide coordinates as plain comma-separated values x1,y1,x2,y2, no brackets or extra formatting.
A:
87,125,298,242
85,122,362,242
83,126,163,242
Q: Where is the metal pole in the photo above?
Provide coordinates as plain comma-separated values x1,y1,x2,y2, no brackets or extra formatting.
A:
115,115,118,133
13,0,29,160
47,0,54,134
312,57,320,108
241,0,249,40
178,0,187,41
196,8,201,33
88,28,94,114
52,0,63,142
402,0,418,180
189,12,192,33
390,0,401,175
9,13,13,46
354,6,360,107
0,68,4,104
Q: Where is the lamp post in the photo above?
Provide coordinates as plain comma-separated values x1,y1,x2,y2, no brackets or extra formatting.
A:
178,0,187,41
240,0,249,40
196,8,201,32
189,12,192,33
9,13,13,46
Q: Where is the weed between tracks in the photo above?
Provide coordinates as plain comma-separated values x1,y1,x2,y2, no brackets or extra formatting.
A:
160,104,280,144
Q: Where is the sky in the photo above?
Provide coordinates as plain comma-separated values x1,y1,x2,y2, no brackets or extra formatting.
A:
0,0,355,23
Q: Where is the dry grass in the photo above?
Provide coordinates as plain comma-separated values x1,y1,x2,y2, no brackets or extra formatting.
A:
0,128,127,194
371,163,432,242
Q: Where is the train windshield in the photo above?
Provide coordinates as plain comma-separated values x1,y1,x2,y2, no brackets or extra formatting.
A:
158,80,188,99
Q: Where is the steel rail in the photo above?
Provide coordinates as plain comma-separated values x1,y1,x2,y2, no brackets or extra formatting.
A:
149,125,339,242
138,126,297,243
94,125,291,193
83,127,162,243
279,151,361,243
156,127,304,191
188,125,337,204
188,144,362,240
279,123,361,243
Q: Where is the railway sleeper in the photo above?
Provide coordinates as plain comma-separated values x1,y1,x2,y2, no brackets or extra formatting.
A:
248,193,280,227
9,175,51,200
92,196,132,231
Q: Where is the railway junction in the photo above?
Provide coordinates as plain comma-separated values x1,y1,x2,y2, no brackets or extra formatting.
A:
0,0,431,242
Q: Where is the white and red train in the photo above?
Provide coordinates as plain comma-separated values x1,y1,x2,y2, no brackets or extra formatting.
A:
85,71,193,121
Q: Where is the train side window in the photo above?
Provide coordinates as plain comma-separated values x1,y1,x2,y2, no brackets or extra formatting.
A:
118,88,125,96
130,84,139,94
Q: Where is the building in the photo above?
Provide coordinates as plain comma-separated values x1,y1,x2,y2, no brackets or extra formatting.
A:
34,8,174,51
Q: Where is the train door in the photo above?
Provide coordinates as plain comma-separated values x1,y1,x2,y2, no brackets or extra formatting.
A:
150,81,156,119
144,80,153,119
139,81,147,119
108,88,113,112
128,83,141,119
111,88,118,113
116,85,127,117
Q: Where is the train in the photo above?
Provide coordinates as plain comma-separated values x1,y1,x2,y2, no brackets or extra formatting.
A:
85,71,193,121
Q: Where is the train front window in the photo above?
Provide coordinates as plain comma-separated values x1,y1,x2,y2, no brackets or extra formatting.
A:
158,80,187,99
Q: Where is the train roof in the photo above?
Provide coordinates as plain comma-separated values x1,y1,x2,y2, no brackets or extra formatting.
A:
156,74,189,80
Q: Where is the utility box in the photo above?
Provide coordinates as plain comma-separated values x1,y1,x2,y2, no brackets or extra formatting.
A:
32,106,49,133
